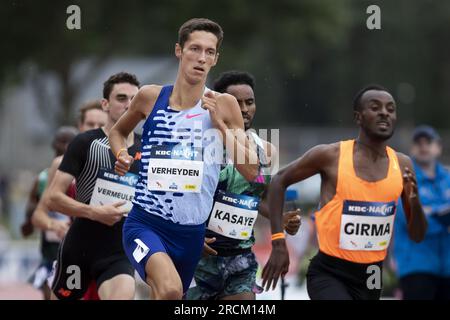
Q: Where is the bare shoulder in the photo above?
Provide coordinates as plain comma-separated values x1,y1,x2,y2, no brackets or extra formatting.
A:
131,85,163,116
213,92,240,122
214,92,237,104
309,142,340,159
396,151,414,171
307,143,341,176
138,85,163,101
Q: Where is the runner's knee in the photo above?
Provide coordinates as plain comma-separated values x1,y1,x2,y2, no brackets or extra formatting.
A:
152,281,183,300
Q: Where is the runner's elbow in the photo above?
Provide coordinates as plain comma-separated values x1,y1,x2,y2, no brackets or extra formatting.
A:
270,173,287,190
30,211,39,228
31,212,46,230
111,123,129,139
47,192,61,211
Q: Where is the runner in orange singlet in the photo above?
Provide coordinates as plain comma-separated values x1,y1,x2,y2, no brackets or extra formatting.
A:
261,85,428,300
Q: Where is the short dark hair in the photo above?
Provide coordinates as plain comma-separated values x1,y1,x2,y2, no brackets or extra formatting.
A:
213,71,255,93
178,18,224,50
353,84,389,111
78,100,103,124
103,72,140,100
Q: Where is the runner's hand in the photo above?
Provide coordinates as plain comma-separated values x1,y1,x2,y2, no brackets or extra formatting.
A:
49,220,70,239
283,209,301,235
202,91,226,130
202,237,218,256
115,153,134,176
21,220,34,237
403,167,418,199
91,201,127,226
262,240,289,291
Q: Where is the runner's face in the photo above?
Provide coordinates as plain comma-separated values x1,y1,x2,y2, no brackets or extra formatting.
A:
79,109,107,132
103,83,139,123
356,90,397,141
176,31,219,84
226,84,256,131
411,137,442,166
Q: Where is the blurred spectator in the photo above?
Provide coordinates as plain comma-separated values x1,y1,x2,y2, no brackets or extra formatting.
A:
393,125,450,300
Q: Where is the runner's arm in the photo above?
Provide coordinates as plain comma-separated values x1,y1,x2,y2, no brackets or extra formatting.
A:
47,170,94,219
256,140,278,221
267,144,333,236
258,197,301,235
45,134,93,219
257,143,301,234
262,144,334,290
109,85,159,161
47,169,126,226
217,94,259,181
262,141,279,177
46,134,126,226
397,153,427,242
21,177,39,237
32,157,67,231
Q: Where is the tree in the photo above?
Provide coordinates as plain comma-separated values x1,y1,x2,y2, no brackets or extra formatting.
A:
1,0,449,128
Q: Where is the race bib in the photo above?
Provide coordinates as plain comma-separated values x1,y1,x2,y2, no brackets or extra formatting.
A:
339,200,396,251
147,145,203,193
207,191,259,240
90,168,138,213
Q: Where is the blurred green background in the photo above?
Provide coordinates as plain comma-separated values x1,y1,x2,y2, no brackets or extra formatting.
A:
2,0,450,128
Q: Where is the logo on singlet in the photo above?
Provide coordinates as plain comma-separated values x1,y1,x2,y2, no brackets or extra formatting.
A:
186,113,203,119
169,182,178,190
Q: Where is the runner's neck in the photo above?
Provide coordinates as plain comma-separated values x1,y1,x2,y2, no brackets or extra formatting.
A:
170,76,206,111
355,135,388,160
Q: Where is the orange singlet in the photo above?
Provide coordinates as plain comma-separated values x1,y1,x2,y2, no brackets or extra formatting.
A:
315,140,403,264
